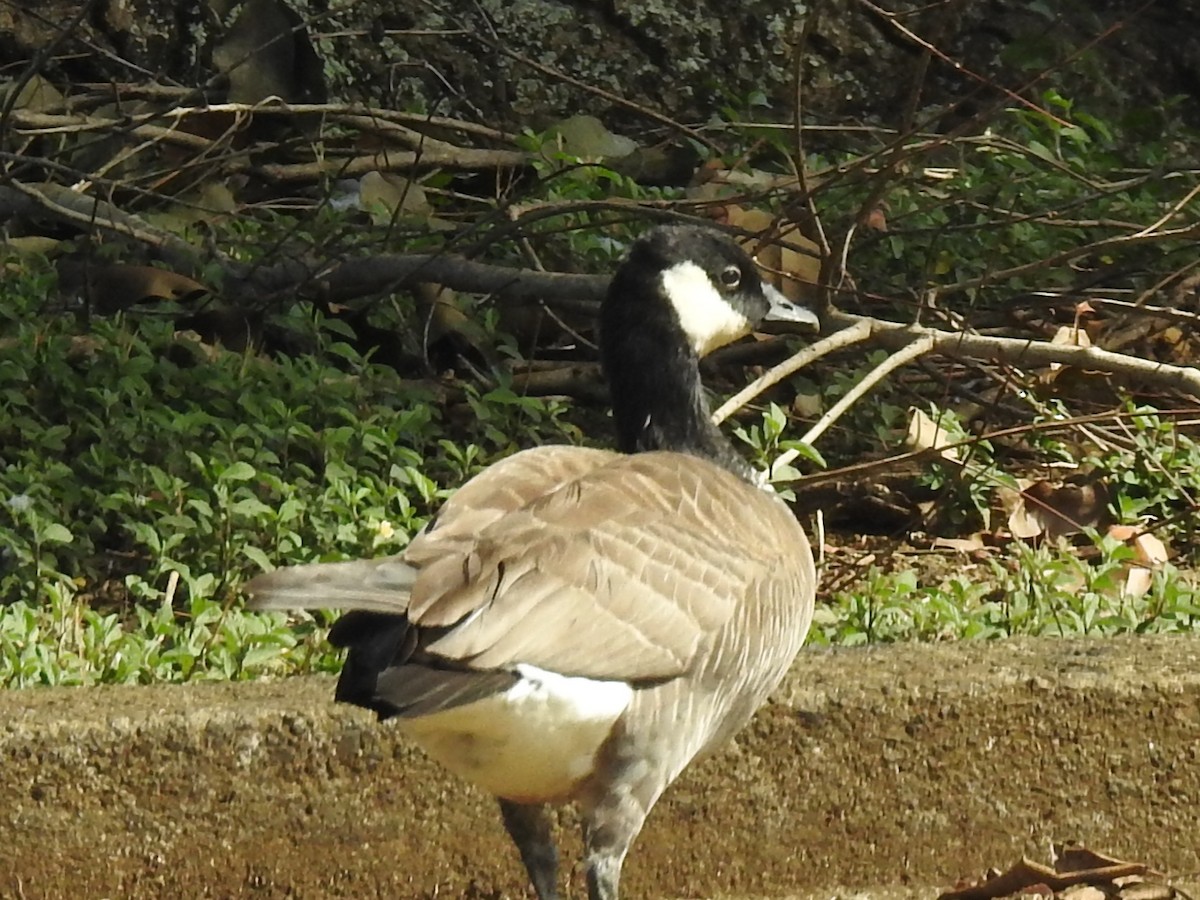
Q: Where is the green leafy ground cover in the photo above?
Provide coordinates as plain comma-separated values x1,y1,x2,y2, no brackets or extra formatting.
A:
4,88,1200,686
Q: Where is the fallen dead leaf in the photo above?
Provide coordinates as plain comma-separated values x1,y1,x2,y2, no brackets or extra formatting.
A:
544,114,638,161
944,845,1166,900
1131,531,1169,566
1103,527,1169,599
1006,477,1110,541
721,207,820,304
1049,323,1093,371
905,406,963,463
1123,566,1154,599
862,202,889,232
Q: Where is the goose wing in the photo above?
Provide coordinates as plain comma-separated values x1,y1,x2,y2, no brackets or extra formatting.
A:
248,446,811,691
406,450,809,682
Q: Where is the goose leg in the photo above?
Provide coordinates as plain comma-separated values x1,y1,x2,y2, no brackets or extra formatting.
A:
498,800,560,900
581,793,652,900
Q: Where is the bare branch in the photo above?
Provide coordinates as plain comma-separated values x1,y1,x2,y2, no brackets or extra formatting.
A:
826,310,1200,396
253,147,528,181
934,222,1200,297
799,334,936,447
6,181,208,260
711,321,873,424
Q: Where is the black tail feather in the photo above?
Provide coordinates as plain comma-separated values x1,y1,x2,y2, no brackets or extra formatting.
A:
328,611,415,720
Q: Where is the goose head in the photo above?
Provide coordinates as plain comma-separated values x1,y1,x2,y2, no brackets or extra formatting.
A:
599,225,820,477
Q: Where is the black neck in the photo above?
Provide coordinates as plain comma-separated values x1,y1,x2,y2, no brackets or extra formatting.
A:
601,312,755,481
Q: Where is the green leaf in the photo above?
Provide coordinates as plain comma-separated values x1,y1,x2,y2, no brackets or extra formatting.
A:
39,523,73,544
221,461,256,482
242,545,274,572
780,441,827,469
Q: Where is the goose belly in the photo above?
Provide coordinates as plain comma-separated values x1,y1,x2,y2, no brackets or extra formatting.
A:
398,665,634,803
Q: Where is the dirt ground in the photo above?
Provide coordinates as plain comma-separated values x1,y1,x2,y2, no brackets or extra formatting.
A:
3,636,1200,900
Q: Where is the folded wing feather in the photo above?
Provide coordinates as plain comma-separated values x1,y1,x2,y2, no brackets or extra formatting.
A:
248,444,808,694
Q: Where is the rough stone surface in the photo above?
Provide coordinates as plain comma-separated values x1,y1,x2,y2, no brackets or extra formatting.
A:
3,635,1200,899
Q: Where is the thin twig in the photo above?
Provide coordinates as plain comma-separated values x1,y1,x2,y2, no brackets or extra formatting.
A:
1127,259,1200,310
789,3,831,260
934,221,1200,297
800,334,936,448
711,320,874,424
1133,181,1200,237
779,406,1200,488
475,39,721,154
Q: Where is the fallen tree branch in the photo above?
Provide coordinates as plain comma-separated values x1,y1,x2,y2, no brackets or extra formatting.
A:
934,221,1200,297
511,364,606,401
74,93,519,143
9,180,1199,403
238,252,1200,396
825,310,1200,396
12,111,218,152
6,181,210,261
12,106,529,184
230,251,607,311
800,333,936,447
710,320,873,424
253,146,528,181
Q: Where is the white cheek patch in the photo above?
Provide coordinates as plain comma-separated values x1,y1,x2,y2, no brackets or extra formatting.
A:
660,260,752,357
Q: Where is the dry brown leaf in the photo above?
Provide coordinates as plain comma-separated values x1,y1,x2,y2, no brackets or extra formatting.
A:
1007,478,1110,541
2,73,63,112
1131,531,1169,565
79,264,208,313
1008,504,1045,540
862,203,889,232
721,207,820,303
1123,566,1154,598
1051,324,1093,349
1103,527,1169,599
999,477,1039,538
905,406,964,463
360,171,427,220
1059,887,1109,900
1049,323,1093,371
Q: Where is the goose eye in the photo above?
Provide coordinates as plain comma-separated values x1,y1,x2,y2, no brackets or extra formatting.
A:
719,265,741,288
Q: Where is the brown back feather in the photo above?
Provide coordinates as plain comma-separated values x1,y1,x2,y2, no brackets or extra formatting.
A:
406,449,812,683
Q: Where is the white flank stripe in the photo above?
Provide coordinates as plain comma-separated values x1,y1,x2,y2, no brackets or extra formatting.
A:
400,665,633,803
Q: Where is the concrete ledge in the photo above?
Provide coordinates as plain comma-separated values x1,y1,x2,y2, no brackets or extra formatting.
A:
3,635,1200,899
